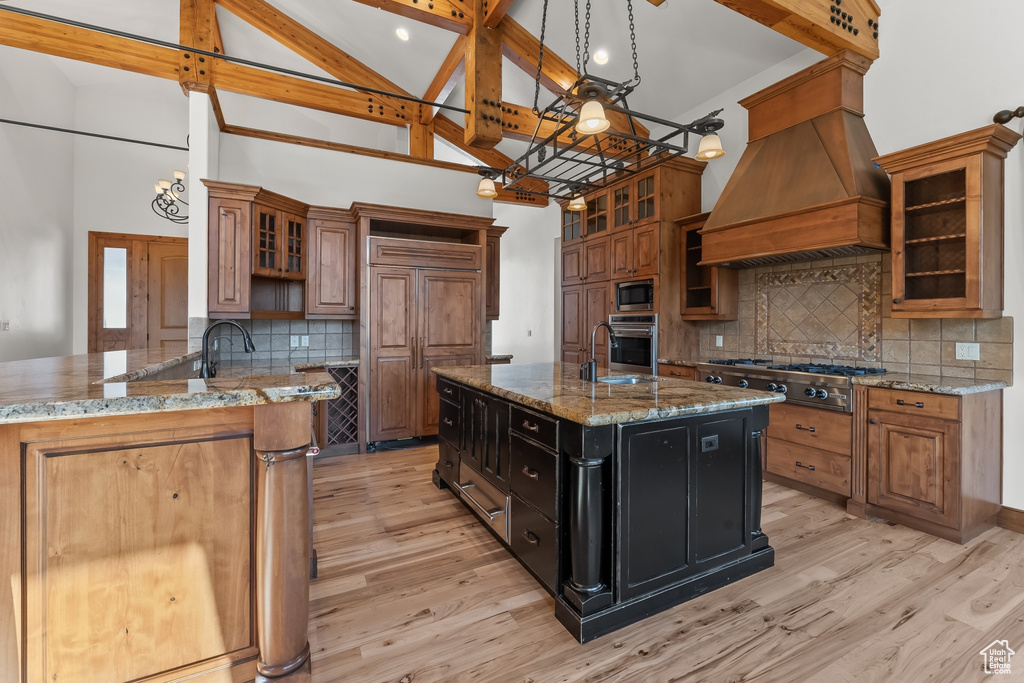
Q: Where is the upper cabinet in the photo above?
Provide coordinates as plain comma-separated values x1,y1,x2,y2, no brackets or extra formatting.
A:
306,207,357,318
486,227,507,321
253,204,306,280
678,213,738,321
875,124,1021,319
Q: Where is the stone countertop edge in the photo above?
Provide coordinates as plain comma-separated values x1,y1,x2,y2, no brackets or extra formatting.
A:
486,354,514,361
655,358,700,367
433,363,784,427
852,374,1008,395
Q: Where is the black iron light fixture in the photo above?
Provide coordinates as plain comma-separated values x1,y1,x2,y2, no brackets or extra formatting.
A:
477,0,728,205
152,169,189,224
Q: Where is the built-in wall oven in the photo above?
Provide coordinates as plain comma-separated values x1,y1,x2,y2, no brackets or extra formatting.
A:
608,314,657,375
614,279,655,312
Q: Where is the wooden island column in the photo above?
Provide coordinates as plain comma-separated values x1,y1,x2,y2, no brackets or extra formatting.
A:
254,402,313,681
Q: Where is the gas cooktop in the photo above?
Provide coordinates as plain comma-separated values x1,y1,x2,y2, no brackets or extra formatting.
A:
696,359,888,412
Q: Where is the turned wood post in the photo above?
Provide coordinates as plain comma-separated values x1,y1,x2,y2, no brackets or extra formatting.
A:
254,402,312,679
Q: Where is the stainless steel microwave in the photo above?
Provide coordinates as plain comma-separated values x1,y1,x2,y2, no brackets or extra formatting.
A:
614,279,654,311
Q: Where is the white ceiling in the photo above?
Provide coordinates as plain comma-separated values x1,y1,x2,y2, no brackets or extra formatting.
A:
3,0,809,161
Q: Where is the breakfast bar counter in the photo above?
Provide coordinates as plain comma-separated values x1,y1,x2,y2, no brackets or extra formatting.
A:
431,362,784,642
0,349,341,683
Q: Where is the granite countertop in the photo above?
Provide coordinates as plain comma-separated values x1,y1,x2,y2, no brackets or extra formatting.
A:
655,358,700,367
851,373,1007,395
433,362,784,426
0,348,345,425
486,354,513,361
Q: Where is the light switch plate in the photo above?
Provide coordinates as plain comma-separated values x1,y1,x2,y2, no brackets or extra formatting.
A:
715,335,723,347
301,335,309,347
955,342,980,361
290,335,299,347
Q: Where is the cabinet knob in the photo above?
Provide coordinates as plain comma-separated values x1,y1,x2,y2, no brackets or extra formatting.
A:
893,298,901,304
869,418,877,424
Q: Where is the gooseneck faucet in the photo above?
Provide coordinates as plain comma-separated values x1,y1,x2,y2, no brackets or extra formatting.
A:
580,321,618,381
199,320,256,379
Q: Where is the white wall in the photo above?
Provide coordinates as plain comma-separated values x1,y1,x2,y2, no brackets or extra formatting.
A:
71,75,190,353
0,47,76,361
673,1,1024,509
491,201,562,363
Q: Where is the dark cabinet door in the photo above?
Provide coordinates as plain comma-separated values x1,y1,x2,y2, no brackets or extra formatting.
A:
465,390,511,493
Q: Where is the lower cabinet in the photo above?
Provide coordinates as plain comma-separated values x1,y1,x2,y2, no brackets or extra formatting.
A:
863,387,1001,543
764,402,852,500
657,364,698,380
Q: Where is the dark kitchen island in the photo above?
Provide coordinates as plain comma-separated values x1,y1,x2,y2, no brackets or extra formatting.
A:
431,362,785,643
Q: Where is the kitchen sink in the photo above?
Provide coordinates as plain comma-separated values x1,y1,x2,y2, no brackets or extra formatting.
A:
596,376,656,385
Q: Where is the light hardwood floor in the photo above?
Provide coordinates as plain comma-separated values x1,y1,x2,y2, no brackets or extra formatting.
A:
309,445,1024,682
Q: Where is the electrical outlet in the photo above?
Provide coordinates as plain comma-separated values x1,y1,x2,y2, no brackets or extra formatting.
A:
0,320,8,331
301,335,309,347
715,335,723,347
701,435,719,452
290,335,299,348
527,329,532,337
955,342,980,361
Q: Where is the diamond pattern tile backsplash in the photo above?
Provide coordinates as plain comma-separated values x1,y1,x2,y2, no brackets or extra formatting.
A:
697,254,1012,384
756,263,880,361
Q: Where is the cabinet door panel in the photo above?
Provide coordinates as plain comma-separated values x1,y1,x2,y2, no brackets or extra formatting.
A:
306,219,356,316
282,211,306,280
208,199,251,315
583,235,610,282
561,285,584,356
369,267,417,441
692,416,750,567
609,231,633,280
253,206,280,277
632,225,659,277
561,242,584,286
486,232,501,320
583,282,610,365
868,410,960,528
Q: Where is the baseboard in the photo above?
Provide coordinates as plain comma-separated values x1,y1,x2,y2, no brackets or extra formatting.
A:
997,506,1024,534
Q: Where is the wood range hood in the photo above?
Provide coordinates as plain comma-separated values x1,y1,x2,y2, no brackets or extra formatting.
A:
700,51,890,267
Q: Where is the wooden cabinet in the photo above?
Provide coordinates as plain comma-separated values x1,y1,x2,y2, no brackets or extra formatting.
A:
861,387,1001,543
560,282,610,366
367,238,482,443
764,403,853,499
657,364,698,381
306,209,356,318
204,181,311,319
582,235,611,282
678,212,738,320
875,124,1021,319
486,227,507,320
610,170,660,232
611,223,659,280
465,389,512,493
253,204,306,280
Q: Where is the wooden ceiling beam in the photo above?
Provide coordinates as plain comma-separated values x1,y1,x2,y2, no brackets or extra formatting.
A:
712,0,880,61
499,17,649,139
215,0,408,114
482,0,516,29
465,0,502,148
179,0,218,93
350,0,473,35
0,11,180,80
420,35,466,124
213,60,410,125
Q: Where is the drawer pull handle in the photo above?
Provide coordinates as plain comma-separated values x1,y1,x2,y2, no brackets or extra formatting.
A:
445,460,452,469
522,465,540,481
443,387,453,395
442,418,453,427
896,399,925,408
522,420,540,433
522,530,539,545
795,461,816,471
795,424,816,433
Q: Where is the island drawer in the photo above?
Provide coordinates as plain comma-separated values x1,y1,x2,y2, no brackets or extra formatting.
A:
459,466,509,543
765,437,851,496
436,377,461,403
511,405,558,451
510,494,557,592
867,388,959,421
510,433,557,521
438,396,462,448
438,438,459,482
766,403,852,455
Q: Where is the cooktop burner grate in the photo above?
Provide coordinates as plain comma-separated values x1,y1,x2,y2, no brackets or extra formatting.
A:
768,364,888,376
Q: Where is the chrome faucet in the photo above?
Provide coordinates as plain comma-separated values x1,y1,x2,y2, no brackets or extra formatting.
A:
199,320,256,378
580,322,618,381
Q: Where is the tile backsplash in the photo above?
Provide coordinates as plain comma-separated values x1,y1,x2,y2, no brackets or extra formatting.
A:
211,319,356,361
700,254,1013,384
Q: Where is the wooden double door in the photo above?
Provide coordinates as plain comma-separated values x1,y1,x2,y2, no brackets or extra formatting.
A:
369,266,481,442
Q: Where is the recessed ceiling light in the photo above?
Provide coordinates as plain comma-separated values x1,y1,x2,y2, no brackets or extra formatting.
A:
593,49,609,65
396,27,409,41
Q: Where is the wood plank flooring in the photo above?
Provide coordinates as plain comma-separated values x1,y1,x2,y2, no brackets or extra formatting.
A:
308,445,1024,682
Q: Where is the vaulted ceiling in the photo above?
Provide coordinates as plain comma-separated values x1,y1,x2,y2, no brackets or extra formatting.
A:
0,0,880,205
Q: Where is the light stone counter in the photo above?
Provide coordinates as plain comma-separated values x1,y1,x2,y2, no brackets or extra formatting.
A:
851,373,1007,395
433,361,784,427
0,348,345,425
